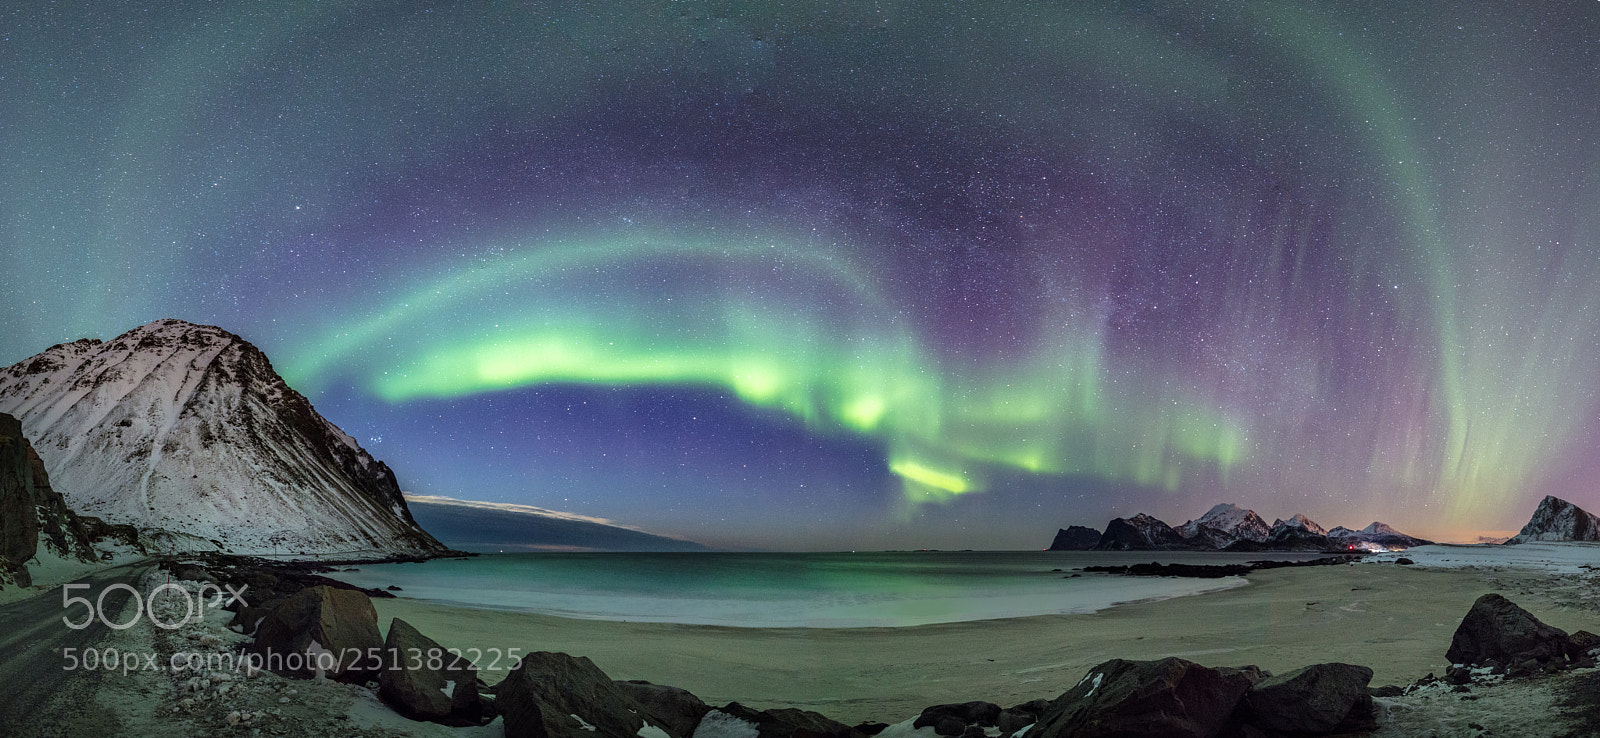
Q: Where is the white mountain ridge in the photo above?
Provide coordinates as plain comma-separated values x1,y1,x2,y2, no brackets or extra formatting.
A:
1178,503,1271,544
0,319,445,557
1271,513,1328,536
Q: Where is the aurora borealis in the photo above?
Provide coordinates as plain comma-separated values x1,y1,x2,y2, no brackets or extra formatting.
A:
2,1,1598,549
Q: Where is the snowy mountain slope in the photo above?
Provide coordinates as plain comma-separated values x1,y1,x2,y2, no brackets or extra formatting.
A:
0,319,444,557
1507,496,1600,544
1093,513,1188,550
1327,522,1431,550
1271,513,1328,536
1177,503,1271,544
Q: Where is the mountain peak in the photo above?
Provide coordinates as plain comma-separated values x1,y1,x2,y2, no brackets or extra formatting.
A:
1271,513,1328,536
0,320,444,557
1507,495,1600,544
1179,503,1270,544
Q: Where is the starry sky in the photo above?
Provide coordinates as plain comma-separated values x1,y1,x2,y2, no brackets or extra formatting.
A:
2,1,1598,550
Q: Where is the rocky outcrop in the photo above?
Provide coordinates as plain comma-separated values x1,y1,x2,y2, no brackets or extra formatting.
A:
1092,514,1188,550
498,651,682,738
379,618,491,726
914,701,1001,735
1047,526,1102,551
612,681,710,737
1236,663,1376,734
0,319,445,557
713,702,863,738
0,412,98,586
247,585,383,682
1024,657,1257,738
1507,495,1600,544
1446,593,1576,672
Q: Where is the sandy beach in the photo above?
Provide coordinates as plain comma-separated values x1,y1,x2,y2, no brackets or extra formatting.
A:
369,560,1599,725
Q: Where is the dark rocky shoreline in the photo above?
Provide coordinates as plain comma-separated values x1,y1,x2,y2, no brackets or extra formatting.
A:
1077,554,1367,579
157,554,1600,738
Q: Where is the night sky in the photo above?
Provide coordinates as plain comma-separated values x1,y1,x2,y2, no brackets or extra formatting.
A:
3,1,1598,550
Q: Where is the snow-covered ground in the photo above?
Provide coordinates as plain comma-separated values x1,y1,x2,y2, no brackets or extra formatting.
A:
1365,541,1600,573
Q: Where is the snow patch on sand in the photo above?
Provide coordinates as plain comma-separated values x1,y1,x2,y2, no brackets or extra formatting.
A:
693,710,761,738
1366,542,1600,572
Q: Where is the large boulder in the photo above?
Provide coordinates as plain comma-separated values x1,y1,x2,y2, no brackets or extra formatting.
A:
913,701,1001,736
712,703,862,738
1024,658,1256,738
996,700,1051,734
246,585,382,682
378,618,491,726
1236,662,1375,734
613,680,710,736
1445,593,1573,670
498,651,679,738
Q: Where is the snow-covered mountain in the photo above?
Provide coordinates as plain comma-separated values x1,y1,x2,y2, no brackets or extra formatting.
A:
1178,503,1271,545
0,319,445,558
1327,522,1431,550
1507,495,1600,544
1092,513,1188,550
1271,513,1328,536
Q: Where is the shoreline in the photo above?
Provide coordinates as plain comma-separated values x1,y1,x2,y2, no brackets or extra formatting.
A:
363,560,1595,725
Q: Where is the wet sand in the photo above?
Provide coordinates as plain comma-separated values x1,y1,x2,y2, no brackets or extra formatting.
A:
369,562,1597,725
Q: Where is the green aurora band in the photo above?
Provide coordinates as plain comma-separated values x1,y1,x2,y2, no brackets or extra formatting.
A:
282,234,1249,504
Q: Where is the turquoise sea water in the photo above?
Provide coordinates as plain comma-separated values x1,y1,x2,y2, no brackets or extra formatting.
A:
329,551,1329,628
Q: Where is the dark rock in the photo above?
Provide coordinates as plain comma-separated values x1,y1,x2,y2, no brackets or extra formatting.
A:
613,680,711,737
716,702,861,738
1048,526,1103,551
499,651,675,738
997,700,1050,733
1446,593,1573,670
228,604,273,636
1081,562,1252,579
1446,665,1473,685
387,585,403,591
378,618,489,726
915,701,1002,733
1024,657,1255,738
958,726,986,738
1237,662,1374,735
853,722,889,736
1092,514,1189,550
1369,685,1404,698
1569,630,1600,656
0,412,99,587
1395,557,1415,565
246,585,383,682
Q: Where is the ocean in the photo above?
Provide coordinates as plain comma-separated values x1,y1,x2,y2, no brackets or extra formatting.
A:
328,551,1332,628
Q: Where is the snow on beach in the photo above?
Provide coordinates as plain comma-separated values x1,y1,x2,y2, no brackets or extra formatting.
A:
1366,541,1600,573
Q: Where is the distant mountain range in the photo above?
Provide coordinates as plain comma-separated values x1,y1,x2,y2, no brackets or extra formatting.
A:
403,494,707,552
1048,503,1432,552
